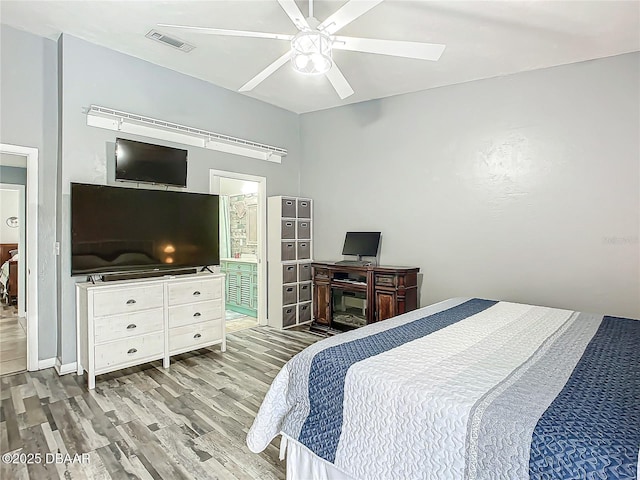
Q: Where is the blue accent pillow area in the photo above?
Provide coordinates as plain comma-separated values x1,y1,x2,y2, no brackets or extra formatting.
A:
299,298,498,462
529,316,640,479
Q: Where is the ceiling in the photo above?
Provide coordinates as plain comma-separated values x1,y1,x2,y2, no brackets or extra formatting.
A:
1,0,638,113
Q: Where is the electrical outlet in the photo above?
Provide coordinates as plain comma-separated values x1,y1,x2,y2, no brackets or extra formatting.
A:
54,242,60,255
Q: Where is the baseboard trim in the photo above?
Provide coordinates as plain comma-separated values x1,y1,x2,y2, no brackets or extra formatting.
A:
38,357,56,370
55,358,77,376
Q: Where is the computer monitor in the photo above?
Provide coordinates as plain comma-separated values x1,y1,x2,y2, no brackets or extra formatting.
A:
342,232,381,259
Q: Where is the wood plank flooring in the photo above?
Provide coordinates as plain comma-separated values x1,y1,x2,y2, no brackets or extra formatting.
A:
0,326,320,479
0,304,26,376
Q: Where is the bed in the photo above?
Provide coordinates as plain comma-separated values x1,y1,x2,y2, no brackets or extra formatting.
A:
0,243,19,304
247,298,640,479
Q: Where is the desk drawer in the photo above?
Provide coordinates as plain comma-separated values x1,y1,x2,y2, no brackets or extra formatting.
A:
375,275,397,287
169,321,222,353
94,332,164,371
167,278,222,306
94,308,163,343
93,285,163,317
168,300,223,328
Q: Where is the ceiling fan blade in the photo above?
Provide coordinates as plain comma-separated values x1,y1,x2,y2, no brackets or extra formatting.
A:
318,0,384,35
277,0,310,31
157,24,293,41
333,36,446,61
239,51,291,92
325,63,354,99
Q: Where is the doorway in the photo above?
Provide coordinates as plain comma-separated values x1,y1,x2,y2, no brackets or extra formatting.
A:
210,170,267,333
0,143,39,374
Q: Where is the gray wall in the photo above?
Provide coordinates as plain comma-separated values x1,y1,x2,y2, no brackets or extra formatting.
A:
58,34,302,363
0,24,58,361
0,166,27,185
300,53,640,319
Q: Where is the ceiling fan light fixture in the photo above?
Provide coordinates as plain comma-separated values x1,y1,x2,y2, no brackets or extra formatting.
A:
291,30,332,75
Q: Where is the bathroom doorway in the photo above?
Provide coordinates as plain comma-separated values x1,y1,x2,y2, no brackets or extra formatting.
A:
210,170,266,333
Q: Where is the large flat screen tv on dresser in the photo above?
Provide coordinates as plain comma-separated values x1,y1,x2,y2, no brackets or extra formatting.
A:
71,183,219,275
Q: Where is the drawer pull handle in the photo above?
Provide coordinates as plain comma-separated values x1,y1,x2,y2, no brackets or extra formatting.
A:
127,348,137,354
126,324,137,330
286,222,293,227
286,201,293,205
193,312,201,317
126,299,136,305
193,333,202,339
193,291,201,296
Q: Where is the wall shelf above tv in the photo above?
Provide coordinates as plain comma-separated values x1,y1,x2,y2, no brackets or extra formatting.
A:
86,105,287,163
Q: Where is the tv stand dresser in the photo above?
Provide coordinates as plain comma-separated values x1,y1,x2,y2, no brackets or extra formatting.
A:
76,272,225,389
311,262,419,334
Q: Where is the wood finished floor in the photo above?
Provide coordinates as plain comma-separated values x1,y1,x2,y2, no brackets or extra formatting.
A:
0,304,26,376
0,326,320,479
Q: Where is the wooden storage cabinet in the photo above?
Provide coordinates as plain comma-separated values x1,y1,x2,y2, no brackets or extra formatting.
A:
76,273,225,389
311,263,419,333
268,196,314,329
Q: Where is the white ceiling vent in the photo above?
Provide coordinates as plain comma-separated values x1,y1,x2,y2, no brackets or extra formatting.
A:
145,29,195,52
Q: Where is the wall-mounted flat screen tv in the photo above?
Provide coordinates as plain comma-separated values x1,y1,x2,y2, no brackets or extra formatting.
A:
71,183,219,275
342,231,381,257
115,138,188,187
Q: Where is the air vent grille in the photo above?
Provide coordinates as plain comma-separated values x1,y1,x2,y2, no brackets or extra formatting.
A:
145,30,195,52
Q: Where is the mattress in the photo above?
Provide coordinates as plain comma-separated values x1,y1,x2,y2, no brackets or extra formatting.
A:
246,298,640,479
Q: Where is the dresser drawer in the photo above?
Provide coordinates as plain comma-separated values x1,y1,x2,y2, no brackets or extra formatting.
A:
94,332,164,371
167,278,222,306
168,300,223,328
94,308,164,343
93,285,164,317
169,320,223,353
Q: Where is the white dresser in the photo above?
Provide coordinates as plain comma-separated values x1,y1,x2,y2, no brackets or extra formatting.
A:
76,273,225,389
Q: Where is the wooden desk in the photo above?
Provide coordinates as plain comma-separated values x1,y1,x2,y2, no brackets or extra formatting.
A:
311,262,419,334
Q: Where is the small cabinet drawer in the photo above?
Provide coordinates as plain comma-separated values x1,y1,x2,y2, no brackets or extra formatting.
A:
281,220,295,239
283,264,297,284
94,332,164,371
375,275,396,287
283,306,296,327
94,308,163,343
282,242,296,261
297,220,311,239
314,268,329,281
298,282,312,302
168,300,223,328
297,241,311,260
298,263,312,282
297,199,311,218
93,285,164,317
283,285,297,305
167,278,222,306
298,302,312,323
169,321,222,353
282,198,296,217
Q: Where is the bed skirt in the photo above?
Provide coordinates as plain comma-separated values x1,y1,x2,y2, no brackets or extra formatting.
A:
281,434,358,480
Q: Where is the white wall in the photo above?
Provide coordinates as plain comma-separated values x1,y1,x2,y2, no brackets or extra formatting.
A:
57,34,303,363
0,24,58,360
0,189,19,243
301,53,640,319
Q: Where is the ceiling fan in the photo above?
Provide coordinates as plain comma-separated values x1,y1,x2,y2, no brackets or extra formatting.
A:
159,0,445,99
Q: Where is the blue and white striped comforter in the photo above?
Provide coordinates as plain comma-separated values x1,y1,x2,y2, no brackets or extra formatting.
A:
247,298,640,479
